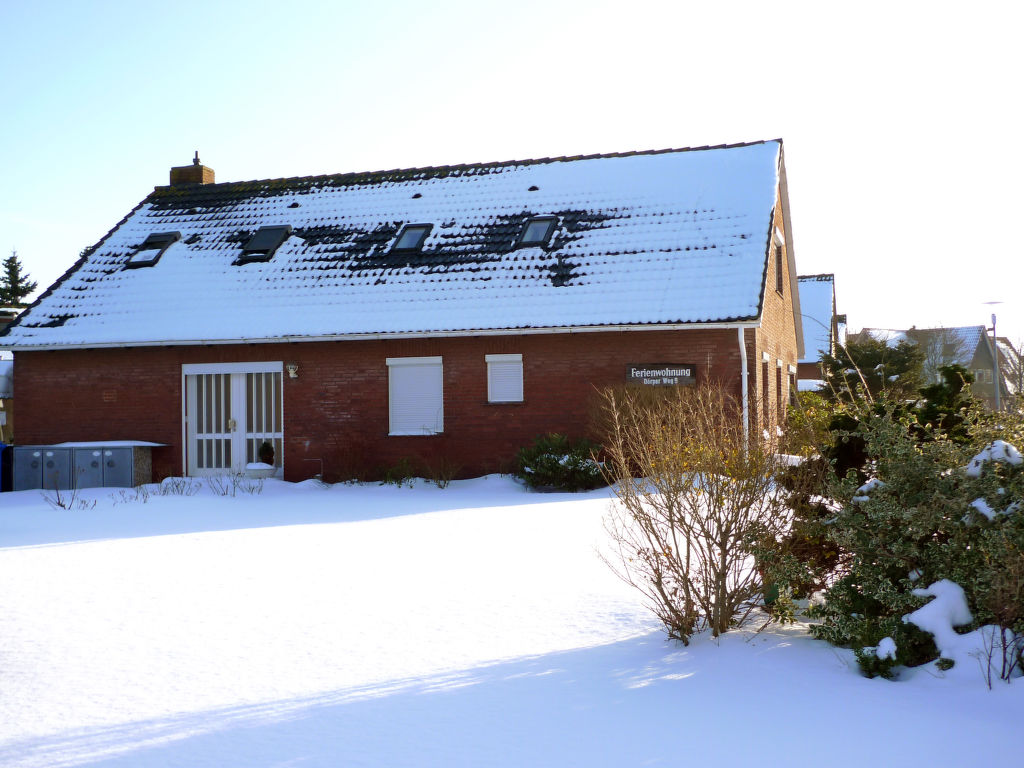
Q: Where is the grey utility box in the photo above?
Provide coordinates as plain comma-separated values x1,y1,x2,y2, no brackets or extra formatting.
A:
73,448,105,489
73,447,136,488
9,442,161,491
13,446,74,491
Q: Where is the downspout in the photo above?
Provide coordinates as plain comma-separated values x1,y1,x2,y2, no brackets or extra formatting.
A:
738,326,749,449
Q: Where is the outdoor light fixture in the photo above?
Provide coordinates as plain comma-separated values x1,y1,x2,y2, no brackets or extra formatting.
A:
286,363,299,379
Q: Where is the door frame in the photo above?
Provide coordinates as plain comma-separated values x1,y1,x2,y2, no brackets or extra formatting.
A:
181,361,284,477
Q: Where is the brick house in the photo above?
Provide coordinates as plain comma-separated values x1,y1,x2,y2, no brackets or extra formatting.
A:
796,273,842,385
859,325,1008,410
0,307,17,442
0,140,803,482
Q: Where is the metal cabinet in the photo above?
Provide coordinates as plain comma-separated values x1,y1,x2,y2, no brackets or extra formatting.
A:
7,443,158,491
73,448,105,489
74,447,134,488
13,447,73,491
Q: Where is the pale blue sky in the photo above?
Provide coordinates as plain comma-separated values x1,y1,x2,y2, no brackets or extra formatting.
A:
2,0,1021,340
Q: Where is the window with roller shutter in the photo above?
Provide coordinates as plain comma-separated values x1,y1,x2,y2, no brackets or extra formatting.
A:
486,354,523,403
387,357,443,435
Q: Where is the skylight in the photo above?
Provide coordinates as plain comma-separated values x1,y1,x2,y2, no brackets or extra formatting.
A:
517,217,556,248
235,225,293,265
392,224,432,252
125,231,181,269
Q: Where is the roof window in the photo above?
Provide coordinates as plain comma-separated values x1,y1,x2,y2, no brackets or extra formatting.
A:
235,225,293,265
125,231,181,269
516,216,557,248
392,224,432,252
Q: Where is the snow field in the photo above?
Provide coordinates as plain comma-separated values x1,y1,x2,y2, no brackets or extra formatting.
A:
1,476,1022,767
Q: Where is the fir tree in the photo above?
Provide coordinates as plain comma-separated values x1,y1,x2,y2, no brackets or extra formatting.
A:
820,334,925,402
0,249,38,306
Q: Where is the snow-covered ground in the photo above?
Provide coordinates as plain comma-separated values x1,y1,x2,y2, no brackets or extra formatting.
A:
1,476,1021,767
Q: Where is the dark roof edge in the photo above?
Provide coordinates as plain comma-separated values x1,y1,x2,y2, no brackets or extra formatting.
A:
151,138,783,197
0,195,154,340
798,273,835,281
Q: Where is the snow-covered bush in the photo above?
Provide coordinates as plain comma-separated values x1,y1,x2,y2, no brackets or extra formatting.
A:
515,433,606,492
600,385,789,642
805,398,1024,681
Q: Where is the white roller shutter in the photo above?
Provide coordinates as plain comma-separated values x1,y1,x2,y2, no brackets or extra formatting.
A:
486,354,523,403
387,357,443,435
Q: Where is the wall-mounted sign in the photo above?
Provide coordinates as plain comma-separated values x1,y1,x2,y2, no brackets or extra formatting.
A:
627,364,696,387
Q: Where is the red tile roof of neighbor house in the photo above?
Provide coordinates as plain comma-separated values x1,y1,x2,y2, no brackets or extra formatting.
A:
1,140,797,349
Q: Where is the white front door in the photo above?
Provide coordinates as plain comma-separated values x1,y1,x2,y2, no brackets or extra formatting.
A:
183,363,284,476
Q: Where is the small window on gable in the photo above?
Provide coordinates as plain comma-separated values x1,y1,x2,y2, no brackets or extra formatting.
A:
486,354,523,403
775,243,784,295
517,217,556,248
774,228,785,295
392,224,432,253
125,231,180,269
235,225,293,265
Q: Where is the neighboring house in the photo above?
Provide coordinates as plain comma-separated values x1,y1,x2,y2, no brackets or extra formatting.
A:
796,273,843,388
860,325,1007,409
0,306,17,442
0,140,803,482
997,337,1022,398
0,359,11,443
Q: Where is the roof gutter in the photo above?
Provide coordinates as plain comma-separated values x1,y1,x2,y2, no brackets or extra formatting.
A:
4,320,762,351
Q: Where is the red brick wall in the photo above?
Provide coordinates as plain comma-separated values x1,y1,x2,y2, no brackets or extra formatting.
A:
750,187,800,431
14,328,751,482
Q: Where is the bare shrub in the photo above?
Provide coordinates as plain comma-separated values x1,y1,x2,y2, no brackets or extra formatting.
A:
156,477,201,497
422,455,462,489
41,484,97,512
206,473,264,497
600,384,789,643
975,533,1024,687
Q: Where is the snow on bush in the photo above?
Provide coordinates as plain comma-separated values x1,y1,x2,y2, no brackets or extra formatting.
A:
792,394,1024,683
876,637,897,660
903,580,973,652
515,433,606,492
966,440,1023,478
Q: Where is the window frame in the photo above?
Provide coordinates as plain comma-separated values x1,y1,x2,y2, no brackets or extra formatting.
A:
515,216,557,249
392,223,433,253
773,228,785,296
235,225,293,265
125,231,181,269
486,353,524,403
386,356,444,436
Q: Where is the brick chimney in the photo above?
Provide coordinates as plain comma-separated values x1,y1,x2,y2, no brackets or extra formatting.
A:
169,151,215,186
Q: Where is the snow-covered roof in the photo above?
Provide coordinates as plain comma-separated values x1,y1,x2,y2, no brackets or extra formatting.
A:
860,326,987,366
797,274,835,364
936,326,986,363
997,338,1019,395
860,328,910,347
2,141,788,349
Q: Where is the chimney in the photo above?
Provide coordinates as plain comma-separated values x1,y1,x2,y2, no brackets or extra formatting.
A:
169,151,215,187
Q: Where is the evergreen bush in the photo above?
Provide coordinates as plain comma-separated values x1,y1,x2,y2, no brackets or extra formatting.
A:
767,358,1024,680
515,433,606,492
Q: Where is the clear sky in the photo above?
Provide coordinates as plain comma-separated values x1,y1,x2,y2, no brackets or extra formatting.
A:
2,0,1021,342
